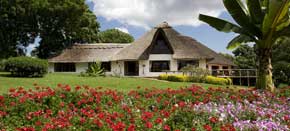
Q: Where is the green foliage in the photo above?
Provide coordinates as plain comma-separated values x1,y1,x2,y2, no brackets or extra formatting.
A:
272,38,290,86
0,60,5,72
4,57,48,77
159,74,232,85
0,0,100,59
199,0,290,90
233,45,256,69
159,74,189,82
273,61,290,86
98,29,134,43
180,66,210,82
205,76,232,85
0,0,39,59
35,0,100,58
80,61,105,77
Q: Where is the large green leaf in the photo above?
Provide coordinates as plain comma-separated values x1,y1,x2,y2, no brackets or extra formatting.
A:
247,0,264,24
227,34,254,50
223,0,262,38
199,14,246,34
262,0,290,35
276,25,290,38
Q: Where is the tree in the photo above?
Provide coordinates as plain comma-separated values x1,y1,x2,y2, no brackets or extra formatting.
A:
233,45,256,69
199,0,290,91
0,0,39,59
272,37,290,86
35,0,100,58
0,0,100,59
98,29,134,43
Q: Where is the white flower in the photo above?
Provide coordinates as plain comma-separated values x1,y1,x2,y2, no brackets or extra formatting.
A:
174,104,178,107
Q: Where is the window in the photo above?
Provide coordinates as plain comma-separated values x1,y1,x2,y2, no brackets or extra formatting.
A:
88,62,111,72
178,60,199,70
150,32,173,54
54,63,76,72
150,61,170,72
101,62,111,72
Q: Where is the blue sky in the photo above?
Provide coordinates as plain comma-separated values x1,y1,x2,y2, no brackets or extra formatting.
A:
28,0,237,55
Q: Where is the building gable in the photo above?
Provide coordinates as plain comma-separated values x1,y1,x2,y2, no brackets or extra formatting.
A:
149,30,173,54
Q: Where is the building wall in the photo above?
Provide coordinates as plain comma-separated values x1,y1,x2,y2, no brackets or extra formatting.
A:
48,63,54,73
199,59,207,69
75,63,88,73
110,61,124,76
48,58,225,77
49,62,120,75
137,54,177,77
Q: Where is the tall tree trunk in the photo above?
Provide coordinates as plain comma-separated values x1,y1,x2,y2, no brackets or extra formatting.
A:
256,48,275,92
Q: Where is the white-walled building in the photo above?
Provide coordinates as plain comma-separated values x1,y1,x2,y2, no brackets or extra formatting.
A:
48,22,234,77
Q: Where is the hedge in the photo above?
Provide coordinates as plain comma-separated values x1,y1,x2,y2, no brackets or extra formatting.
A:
158,74,232,85
4,57,48,77
205,76,232,85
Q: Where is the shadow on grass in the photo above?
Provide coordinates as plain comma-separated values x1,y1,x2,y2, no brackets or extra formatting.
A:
0,72,43,78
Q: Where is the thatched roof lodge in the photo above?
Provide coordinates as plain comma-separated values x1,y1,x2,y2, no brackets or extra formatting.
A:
48,22,234,77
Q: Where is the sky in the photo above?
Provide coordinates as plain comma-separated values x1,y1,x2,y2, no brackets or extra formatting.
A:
27,0,237,55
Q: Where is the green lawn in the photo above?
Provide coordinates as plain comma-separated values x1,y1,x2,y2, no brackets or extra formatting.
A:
0,72,234,94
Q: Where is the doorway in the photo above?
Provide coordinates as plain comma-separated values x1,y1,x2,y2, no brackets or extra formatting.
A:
125,61,139,76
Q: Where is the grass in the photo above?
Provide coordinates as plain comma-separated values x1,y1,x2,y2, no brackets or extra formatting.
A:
0,72,240,94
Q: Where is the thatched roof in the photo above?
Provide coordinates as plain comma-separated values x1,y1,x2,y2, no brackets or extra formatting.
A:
48,44,129,63
111,22,234,66
49,22,234,66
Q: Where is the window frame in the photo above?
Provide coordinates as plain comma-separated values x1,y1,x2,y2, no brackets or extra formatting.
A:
150,61,170,72
54,63,76,72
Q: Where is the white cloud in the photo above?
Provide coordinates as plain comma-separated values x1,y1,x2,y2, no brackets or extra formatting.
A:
115,27,129,34
88,0,225,29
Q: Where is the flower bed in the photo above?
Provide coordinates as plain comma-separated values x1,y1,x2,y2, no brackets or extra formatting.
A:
0,84,289,131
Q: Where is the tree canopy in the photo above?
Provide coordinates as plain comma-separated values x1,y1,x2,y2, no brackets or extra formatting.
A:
0,0,39,59
98,29,134,43
272,38,290,85
233,45,256,69
0,0,100,59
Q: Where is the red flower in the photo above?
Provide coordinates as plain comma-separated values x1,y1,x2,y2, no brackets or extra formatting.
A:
141,112,153,121
145,122,153,128
80,117,86,124
0,95,4,103
163,125,170,131
16,127,35,131
178,101,186,107
155,118,163,124
191,128,196,131
128,124,135,131
203,124,212,131
209,117,218,123
284,115,289,121
220,124,236,131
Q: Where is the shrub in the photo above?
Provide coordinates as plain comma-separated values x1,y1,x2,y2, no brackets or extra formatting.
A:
4,57,48,77
158,74,232,85
80,61,105,77
205,76,232,85
158,74,189,82
273,61,290,86
0,59,6,72
180,66,210,77
188,76,205,83
180,66,210,82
